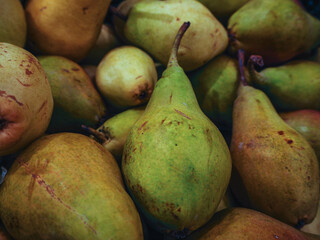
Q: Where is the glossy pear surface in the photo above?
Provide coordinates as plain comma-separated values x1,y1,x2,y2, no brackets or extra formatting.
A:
228,0,320,65
26,0,111,61
189,208,318,240
0,43,53,156
38,55,107,133
124,0,228,71
0,133,143,240
0,0,27,47
280,110,320,161
250,60,320,110
230,84,319,226
96,46,157,108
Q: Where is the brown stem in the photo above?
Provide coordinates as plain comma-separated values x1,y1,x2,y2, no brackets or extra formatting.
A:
109,5,128,22
238,49,248,86
247,55,264,73
168,21,191,67
81,124,108,144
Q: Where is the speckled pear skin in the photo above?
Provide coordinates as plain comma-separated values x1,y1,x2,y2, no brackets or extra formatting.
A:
187,208,319,240
122,23,232,236
0,133,144,240
124,0,228,71
38,55,107,133
280,110,320,161
230,84,320,226
228,0,320,66
249,60,320,111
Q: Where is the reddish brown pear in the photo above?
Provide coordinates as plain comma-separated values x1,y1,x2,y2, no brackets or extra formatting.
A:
0,42,53,156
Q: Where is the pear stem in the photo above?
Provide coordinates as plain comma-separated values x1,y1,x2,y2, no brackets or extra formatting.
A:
247,55,264,74
168,22,191,67
109,5,128,22
238,49,248,86
81,124,108,144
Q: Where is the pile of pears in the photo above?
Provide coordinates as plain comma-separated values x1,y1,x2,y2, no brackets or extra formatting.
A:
0,0,320,239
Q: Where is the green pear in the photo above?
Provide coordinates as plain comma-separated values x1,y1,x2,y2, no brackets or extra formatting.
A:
96,46,157,108
88,106,145,161
26,0,112,61
38,55,107,133
230,52,320,226
197,0,249,20
0,133,143,240
123,0,228,71
190,54,250,127
228,0,320,65
0,42,53,156
122,22,232,237
280,110,320,161
248,58,320,110
187,208,319,240
0,0,27,47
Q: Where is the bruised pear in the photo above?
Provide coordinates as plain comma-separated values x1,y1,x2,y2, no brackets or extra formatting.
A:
122,22,232,237
25,0,112,61
38,55,107,133
230,52,320,227
228,0,320,65
0,42,53,156
124,0,228,71
0,0,27,47
0,133,143,240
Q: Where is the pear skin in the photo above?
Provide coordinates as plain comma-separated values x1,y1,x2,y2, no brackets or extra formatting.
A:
187,208,318,240
230,75,319,226
122,22,232,236
124,0,228,71
280,110,320,161
0,43,53,156
228,0,320,65
301,200,320,236
249,60,320,111
38,55,107,133
96,46,157,108
0,133,143,240
0,0,27,47
25,0,111,61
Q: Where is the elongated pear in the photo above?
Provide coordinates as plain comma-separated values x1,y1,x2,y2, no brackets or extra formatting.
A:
123,0,228,71
228,0,320,65
88,106,145,160
122,22,232,237
248,59,320,110
38,55,107,133
230,51,320,226
0,133,143,240
280,110,320,161
188,208,319,240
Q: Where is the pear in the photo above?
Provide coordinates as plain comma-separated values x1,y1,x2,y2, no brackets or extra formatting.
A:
228,0,320,65
0,133,143,240
248,58,320,111
197,0,249,21
187,208,319,240
0,0,27,47
38,55,107,133
81,24,120,65
280,110,320,161
96,46,157,108
25,0,111,61
87,106,145,161
230,51,320,226
190,54,250,127
123,0,228,71
301,200,320,236
0,42,53,156
121,22,232,237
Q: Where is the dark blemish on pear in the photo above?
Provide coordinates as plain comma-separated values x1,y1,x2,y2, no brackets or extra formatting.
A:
176,17,180,21
174,109,191,120
135,184,145,194
285,139,293,144
139,121,148,131
25,69,33,75
40,6,47,11
139,91,147,100
278,131,284,135
170,93,173,103
62,68,70,73
307,176,311,180
82,6,89,14
0,90,23,106
171,212,179,220
0,64,3,68
135,75,143,79
72,68,79,71
37,100,48,113
161,118,166,124
16,78,31,87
